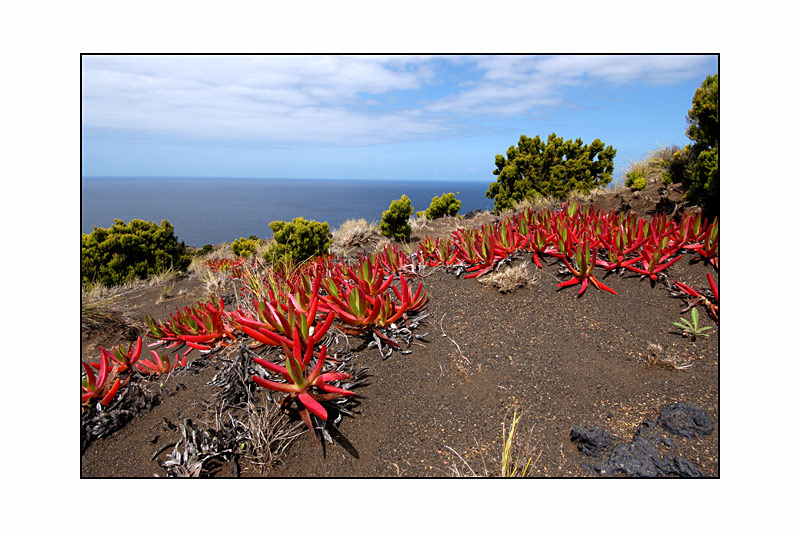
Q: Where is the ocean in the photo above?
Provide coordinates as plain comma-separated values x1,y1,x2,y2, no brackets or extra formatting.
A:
81,177,497,247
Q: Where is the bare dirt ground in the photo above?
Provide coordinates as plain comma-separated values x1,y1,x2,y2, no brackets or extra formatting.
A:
80,179,719,478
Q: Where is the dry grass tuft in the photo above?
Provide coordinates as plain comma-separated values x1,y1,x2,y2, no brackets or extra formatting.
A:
409,213,429,231
506,195,562,215
623,144,682,186
147,266,182,287
201,270,231,299
81,292,142,342
446,408,540,477
241,398,305,472
646,342,693,371
478,263,537,293
331,218,387,254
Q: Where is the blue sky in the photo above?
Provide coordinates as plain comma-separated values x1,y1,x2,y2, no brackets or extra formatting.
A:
81,54,718,183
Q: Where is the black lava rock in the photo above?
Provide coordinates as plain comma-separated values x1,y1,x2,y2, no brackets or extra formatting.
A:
569,402,714,478
570,426,619,457
658,401,714,439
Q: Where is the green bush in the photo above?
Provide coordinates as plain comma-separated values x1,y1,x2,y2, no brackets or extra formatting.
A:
662,147,690,186
424,192,461,219
81,219,191,287
486,133,616,214
264,217,331,264
665,74,719,216
232,236,259,257
380,194,414,241
625,170,647,191
197,244,214,256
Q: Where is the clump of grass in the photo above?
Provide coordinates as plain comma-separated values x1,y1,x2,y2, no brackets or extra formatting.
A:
508,194,561,214
622,144,682,189
409,212,429,232
201,269,230,299
330,218,386,254
478,263,537,293
565,188,593,203
242,398,305,472
587,185,611,198
500,409,539,477
646,342,692,371
445,408,540,477
81,289,142,341
148,266,182,287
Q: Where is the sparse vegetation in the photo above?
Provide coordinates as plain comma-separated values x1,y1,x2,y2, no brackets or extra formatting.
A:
82,182,718,478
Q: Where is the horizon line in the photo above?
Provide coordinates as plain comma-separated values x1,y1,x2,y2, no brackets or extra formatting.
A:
81,175,495,182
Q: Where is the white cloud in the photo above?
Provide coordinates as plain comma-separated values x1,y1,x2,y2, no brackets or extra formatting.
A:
82,55,449,145
81,54,716,146
423,54,715,117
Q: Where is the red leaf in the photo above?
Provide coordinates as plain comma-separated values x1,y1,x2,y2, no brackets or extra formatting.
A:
253,375,300,394
99,378,121,406
315,382,355,396
298,393,328,420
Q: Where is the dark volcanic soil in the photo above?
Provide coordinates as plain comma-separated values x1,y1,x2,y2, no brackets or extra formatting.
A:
80,180,719,478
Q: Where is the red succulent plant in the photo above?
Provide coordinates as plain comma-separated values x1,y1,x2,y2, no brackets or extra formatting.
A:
252,328,354,440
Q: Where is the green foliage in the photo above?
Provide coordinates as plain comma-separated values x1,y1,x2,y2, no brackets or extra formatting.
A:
424,192,461,219
486,133,616,214
625,170,647,191
665,74,719,216
232,236,259,257
379,194,414,241
673,307,713,341
662,147,689,186
265,217,331,264
197,244,214,256
81,219,191,287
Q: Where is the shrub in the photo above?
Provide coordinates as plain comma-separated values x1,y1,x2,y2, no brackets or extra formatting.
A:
197,244,214,256
265,217,331,264
379,194,414,241
232,236,259,257
486,133,616,214
424,192,461,219
662,147,691,186
625,169,647,191
81,219,191,287
664,74,719,216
